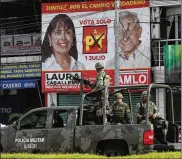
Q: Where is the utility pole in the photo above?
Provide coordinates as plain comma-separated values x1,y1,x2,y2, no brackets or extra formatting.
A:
114,0,120,87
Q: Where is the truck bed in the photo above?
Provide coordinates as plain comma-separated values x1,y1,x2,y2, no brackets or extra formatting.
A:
74,123,154,155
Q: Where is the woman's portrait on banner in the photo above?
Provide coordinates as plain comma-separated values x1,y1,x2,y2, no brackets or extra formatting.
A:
42,14,86,71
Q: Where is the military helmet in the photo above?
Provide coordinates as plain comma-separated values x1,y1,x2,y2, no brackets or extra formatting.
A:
114,92,123,99
141,91,150,97
95,62,104,69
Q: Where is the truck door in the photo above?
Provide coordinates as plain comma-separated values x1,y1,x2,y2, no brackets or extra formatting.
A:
12,110,48,152
47,109,75,153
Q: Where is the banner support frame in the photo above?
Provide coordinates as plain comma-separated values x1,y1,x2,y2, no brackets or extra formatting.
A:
114,0,120,87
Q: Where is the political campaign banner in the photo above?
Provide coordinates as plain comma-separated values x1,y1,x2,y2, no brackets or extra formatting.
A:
119,68,151,85
41,0,150,92
0,63,41,79
1,34,41,56
164,45,181,84
42,70,114,92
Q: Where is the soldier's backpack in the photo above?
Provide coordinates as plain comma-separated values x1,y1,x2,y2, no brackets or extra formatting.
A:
103,72,111,87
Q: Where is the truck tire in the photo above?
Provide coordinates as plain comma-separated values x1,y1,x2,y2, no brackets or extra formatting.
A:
99,144,127,157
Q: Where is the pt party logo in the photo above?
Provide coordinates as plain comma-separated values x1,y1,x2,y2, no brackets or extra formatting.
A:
83,25,108,54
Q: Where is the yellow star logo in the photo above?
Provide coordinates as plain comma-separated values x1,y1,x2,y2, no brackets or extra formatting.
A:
93,29,97,34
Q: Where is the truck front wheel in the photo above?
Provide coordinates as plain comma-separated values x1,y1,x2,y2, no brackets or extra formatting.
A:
99,144,127,157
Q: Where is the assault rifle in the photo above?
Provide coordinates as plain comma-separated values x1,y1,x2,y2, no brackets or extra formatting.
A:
68,73,95,89
139,115,154,121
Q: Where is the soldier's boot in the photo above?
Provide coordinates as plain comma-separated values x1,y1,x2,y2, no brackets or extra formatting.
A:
160,129,168,144
160,135,168,144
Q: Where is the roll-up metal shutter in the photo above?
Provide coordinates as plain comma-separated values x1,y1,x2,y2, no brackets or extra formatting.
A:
57,91,156,123
57,94,81,107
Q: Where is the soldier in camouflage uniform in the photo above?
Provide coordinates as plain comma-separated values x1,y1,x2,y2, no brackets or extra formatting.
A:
110,93,131,124
92,62,110,104
91,62,110,96
136,91,168,144
92,62,111,123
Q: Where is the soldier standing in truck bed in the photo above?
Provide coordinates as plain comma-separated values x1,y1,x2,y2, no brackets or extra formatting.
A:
91,62,111,103
91,62,111,123
110,93,131,124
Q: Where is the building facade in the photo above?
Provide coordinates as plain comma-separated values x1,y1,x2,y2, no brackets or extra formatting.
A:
44,0,181,125
0,0,181,126
0,1,43,124
151,1,181,125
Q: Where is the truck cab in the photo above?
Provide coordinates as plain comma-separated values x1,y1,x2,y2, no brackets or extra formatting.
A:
1,107,77,153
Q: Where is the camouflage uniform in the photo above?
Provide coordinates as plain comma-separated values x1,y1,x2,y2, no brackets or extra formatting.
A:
111,93,131,124
136,91,168,144
92,62,111,123
92,69,107,92
93,63,110,111
136,101,159,123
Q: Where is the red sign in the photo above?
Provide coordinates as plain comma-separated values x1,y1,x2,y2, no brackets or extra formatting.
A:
83,25,107,54
119,69,151,85
42,69,151,93
42,70,114,93
42,1,149,13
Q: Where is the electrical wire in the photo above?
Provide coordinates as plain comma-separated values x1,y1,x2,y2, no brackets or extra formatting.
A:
33,0,40,30
2,11,109,30
1,0,38,7
1,7,166,24
1,10,111,35
2,18,179,29
1,23,40,29
0,24,163,62
2,2,180,62
1,17,41,26
1,8,180,31
1,21,153,35
0,15,41,21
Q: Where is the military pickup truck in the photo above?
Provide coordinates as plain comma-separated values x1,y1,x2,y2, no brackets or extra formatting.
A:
0,105,154,156
0,84,179,156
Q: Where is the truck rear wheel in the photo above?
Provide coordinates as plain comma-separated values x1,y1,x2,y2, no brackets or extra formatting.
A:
99,144,127,157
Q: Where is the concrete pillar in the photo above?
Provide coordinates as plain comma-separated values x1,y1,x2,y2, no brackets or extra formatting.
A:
156,88,166,119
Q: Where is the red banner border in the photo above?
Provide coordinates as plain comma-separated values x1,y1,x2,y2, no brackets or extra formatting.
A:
42,0,149,14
